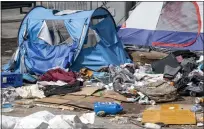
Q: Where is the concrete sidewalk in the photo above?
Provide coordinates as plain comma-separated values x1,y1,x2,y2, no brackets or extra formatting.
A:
1,8,29,38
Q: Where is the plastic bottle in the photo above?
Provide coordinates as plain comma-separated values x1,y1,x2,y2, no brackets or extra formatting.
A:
144,123,161,129
94,102,123,116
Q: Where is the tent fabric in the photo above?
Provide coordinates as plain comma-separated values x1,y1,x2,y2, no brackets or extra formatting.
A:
118,2,204,51
3,6,130,75
118,29,204,51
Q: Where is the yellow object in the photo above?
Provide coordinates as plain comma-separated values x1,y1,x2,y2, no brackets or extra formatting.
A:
80,68,93,78
142,104,196,125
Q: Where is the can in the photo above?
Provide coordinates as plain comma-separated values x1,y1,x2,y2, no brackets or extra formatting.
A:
195,97,204,104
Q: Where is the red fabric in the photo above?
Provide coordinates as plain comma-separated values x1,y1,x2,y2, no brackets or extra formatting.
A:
39,68,77,85
152,2,201,47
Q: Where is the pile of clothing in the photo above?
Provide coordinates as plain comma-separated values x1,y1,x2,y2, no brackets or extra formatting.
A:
38,68,81,97
152,50,203,97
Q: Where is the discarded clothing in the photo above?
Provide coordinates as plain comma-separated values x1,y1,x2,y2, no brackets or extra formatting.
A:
42,81,81,97
183,82,204,96
172,50,199,60
136,82,178,102
151,53,180,74
91,72,111,84
39,68,77,85
37,80,68,86
181,57,196,67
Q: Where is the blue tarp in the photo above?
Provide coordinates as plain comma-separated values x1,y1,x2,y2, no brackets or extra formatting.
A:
3,6,130,75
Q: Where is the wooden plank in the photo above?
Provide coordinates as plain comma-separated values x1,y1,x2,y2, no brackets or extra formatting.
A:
35,103,75,111
60,94,85,100
35,97,70,104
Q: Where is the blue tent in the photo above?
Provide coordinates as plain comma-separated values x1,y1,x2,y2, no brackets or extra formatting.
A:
3,6,130,75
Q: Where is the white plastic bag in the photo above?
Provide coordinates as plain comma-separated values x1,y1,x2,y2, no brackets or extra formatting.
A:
79,112,95,124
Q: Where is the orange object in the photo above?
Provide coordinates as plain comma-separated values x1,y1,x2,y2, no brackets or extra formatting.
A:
80,68,93,78
170,81,175,86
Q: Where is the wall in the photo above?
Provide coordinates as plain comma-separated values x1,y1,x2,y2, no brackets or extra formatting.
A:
41,1,134,25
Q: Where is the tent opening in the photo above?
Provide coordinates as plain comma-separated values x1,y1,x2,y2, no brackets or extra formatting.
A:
83,17,106,49
38,20,73,45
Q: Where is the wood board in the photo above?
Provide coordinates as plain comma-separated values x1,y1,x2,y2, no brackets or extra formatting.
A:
70,87,104,96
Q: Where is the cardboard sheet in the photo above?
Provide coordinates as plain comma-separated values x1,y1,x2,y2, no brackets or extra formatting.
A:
70,87,104,96
93,90,128,102
142,104,196,125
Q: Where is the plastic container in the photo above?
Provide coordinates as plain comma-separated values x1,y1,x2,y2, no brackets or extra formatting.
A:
1,72,23,88
94,102,123,116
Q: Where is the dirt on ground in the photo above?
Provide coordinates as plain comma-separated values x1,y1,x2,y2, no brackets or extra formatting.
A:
1,38,18,57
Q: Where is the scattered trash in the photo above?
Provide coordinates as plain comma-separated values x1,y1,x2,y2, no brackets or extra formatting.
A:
110,116,129,124
144,123,161,129
190,104,203,112
2,103,14,113
196,116,203,123
195,97,204,104
79,112,95,124
15,84,45,99
136,118,142,122
197,122,203,127
2,87,19,112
